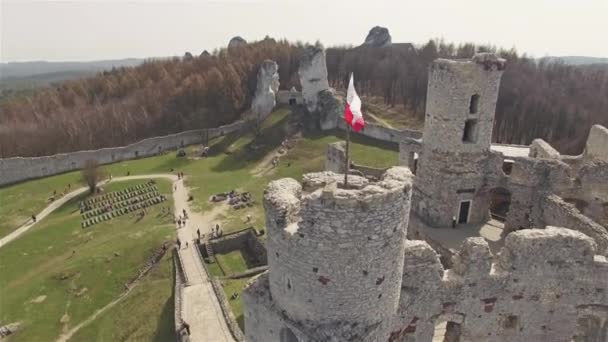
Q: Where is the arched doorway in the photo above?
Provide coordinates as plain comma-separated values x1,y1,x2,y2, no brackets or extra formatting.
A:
280,327,299,342
489,187,511,222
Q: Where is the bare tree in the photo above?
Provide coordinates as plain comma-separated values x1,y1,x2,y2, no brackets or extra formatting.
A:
82,160,104,194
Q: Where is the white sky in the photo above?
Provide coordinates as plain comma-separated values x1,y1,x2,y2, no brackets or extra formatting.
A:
1,0,607,62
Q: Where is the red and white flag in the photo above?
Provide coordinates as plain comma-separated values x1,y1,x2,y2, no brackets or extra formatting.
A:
344,73,365,132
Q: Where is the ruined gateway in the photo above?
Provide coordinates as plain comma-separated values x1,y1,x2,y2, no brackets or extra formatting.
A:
243,54,608,341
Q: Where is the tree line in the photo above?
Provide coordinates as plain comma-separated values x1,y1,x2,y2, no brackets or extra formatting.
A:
326,40,608,154
1,38,606,157
0,39,303,157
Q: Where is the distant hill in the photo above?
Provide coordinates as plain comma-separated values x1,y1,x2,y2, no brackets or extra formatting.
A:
0,59,144,79
0,59,147,98
538,56,608,65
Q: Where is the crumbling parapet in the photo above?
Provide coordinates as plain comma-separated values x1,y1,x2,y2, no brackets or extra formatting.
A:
399,138,422,171
529,139,560,159
325,141,347,173
247,167,414,341
540,194,608,255
394,228,608,342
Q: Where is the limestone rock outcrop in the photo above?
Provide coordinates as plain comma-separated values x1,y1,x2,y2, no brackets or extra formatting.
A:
298,46,330,113
228,36,247,49
362,26,392,47
251,60,279,121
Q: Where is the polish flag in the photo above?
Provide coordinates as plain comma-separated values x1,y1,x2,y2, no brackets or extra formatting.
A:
344,73,365,132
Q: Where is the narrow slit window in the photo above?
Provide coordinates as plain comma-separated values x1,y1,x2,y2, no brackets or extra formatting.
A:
462,119,478,143
470,94,480,114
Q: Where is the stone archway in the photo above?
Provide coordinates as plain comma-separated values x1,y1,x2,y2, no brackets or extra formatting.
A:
489,187,511,222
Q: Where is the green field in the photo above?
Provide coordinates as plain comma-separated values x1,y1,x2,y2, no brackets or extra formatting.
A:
0,180,175,341
0,107,399,340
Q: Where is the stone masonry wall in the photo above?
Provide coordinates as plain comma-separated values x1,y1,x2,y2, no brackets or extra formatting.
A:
337,120,422,143
0,120,247,186
325,141,347,174
540,194,608,255
246,167,414,341
391,227,608,342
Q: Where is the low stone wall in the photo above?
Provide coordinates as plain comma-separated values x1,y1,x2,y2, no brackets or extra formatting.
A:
173,250,186,341
336,120,422,143
0,120,246,187
208,227,267,265
209,278,245,341
351,162,388,180
276,90,304,105
541,194,608,255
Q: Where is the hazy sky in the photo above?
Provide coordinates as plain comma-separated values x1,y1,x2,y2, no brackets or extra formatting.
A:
1,0,607,62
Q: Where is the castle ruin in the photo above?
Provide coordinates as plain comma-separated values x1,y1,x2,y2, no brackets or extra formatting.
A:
244,53,608,341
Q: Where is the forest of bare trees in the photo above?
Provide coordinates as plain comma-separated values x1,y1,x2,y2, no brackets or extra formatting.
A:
0,39,302,157
1,38,606,157
326,40,608,154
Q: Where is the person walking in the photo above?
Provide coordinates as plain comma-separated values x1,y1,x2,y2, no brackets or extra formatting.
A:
197,228,201,239
176,238,181,249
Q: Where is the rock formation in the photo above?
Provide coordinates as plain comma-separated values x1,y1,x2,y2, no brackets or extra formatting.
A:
298,46,330,113
228,36,247,49
251,60,279,122
362,26,392,47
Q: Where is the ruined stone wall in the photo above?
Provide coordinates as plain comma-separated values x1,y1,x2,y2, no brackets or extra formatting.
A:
337,120,422,143
245,167,414,341
325,141,347,174
0,120,246,186
276,90,304,105
399,138,422,169
392,228,608,342
540,195,608,255
529,139,560,159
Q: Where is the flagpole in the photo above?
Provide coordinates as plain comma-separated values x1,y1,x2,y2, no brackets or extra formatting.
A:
344,114,350,188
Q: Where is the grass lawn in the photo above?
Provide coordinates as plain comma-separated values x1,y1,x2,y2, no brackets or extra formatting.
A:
215,250,249,275
0,180,175,342
219,277,251,332
0,107,400,339
68,255,176,342
1,107,398,238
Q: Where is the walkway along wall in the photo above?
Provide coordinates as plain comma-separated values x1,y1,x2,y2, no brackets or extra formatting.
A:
0,120,247,186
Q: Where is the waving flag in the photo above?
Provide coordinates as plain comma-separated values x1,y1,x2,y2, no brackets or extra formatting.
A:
344,73,365,132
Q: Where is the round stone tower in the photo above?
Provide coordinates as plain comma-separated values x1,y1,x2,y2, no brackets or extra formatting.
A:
413,53,506,227
244,167,413,341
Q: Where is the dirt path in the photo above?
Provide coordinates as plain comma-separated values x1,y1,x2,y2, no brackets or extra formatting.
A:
173,178,233,342
367,112,395,129
2,174,234,342
250,147,283,178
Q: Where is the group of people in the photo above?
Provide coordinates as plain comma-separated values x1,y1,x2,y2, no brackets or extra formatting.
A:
177,171,185,180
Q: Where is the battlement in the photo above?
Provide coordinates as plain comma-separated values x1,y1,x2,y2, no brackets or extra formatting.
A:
431,53,506,74
260,167,414,340
395,228,607,341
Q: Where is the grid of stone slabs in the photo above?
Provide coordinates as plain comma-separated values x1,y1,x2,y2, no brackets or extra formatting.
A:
79,182,166,228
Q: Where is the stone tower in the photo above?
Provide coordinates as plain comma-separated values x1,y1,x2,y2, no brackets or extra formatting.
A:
243,168,414,342
413,53,506,227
